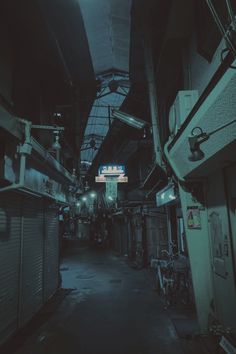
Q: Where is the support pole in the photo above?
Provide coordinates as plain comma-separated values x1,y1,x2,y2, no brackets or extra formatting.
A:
108,105,111,128
144,34,162,167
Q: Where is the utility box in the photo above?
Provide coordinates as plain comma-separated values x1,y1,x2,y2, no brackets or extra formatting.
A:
169,90,198,136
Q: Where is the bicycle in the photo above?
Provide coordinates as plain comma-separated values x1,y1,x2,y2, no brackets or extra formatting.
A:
173,254,192,306
154,249,193,309
155,249,177,309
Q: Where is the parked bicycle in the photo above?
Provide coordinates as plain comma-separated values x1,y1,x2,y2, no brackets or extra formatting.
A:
151,248,193,309
173,254,192,305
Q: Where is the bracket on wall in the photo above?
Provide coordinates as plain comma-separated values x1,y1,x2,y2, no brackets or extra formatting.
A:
184,180,205,206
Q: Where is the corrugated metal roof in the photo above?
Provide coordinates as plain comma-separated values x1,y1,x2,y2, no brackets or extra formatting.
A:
78,0,131,74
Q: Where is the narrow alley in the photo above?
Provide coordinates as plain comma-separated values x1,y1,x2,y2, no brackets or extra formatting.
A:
2,246,213,354
1,0,236,353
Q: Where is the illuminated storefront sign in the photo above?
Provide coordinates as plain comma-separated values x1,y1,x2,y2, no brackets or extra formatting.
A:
95,164,128,203
96,165,128,183
156,184,177,207
98,165,126,176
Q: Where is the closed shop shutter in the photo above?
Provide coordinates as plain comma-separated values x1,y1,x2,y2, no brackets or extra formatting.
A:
0,193,21,345
112,219,120,252
19,197,44,327
146,216,158,261
44,205,59,301
120,221,128,256
134,214,142,246
146,214,168,262
131,214,143,263
117,221,122,254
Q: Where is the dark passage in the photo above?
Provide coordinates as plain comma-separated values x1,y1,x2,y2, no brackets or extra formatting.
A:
10,247,211,354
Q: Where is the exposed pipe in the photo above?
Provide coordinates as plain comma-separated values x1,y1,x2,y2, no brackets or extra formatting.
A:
225,0,236,31
164,138,186,184
205,0,236,56
144,34,163,167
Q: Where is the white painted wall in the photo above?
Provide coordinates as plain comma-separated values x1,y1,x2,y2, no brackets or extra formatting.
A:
179,183,213,332
177,33,236,334
207,168,236,334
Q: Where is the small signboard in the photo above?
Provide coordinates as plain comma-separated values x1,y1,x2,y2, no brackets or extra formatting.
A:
98,165,125,177
95,175,128,183
187,206,201,229
96,164,128,183
156,183,177,207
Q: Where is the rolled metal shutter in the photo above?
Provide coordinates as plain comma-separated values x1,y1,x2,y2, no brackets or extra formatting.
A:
120,221,128,256
44,205,59,301
19,197,44,327
146,214,168,261
146,216,158,262
0,193,21,345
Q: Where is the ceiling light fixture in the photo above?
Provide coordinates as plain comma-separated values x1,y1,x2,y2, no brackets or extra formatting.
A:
112,109,147,130
51,131,61,151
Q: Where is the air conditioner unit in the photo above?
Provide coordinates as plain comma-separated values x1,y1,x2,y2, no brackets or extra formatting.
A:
169,90,198,136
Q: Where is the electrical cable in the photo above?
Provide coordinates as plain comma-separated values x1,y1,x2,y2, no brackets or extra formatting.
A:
225,0,236,31
205,0,236,57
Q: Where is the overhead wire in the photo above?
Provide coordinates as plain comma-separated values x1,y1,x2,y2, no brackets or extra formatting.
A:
225,0,236,31
205,0,236,57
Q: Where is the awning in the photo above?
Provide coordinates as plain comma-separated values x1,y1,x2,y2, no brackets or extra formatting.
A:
139,164,167,195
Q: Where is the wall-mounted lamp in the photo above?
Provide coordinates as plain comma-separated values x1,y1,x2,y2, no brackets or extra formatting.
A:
188,127,209,161
52,131,61,151
188,119,236,162
31,124,64,152
112,109,147,130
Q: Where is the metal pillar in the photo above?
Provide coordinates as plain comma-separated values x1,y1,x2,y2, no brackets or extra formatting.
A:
144,34,162,167
74,88,81,172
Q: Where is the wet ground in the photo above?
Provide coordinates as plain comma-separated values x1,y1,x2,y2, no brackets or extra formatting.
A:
2,246,217,354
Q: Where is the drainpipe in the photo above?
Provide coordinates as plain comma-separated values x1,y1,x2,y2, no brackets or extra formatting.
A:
164,138,186,184
0,119,32,193
144,34,163,167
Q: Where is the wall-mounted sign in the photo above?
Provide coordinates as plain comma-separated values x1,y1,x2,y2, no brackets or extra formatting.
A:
95,175,128,183
98,165,125,176
187,206,201,229
96,164,128,183
156,183,177,207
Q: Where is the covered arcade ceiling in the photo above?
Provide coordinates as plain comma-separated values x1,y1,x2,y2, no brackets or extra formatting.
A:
78,0,132,166
79,0,131,74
